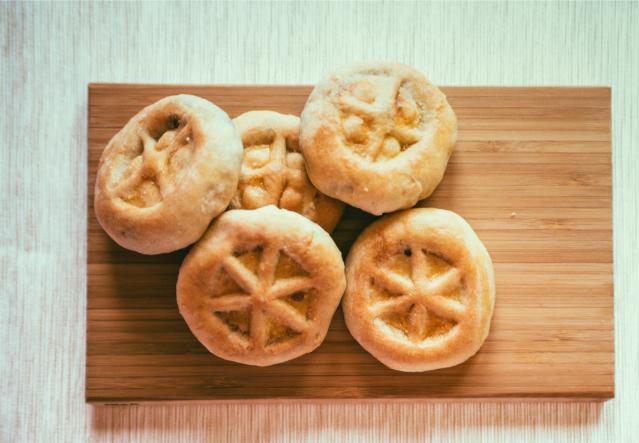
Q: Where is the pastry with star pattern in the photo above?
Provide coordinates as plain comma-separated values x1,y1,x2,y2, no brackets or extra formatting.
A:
231,110,344,232
177,205,346,366
94,95,242,254
342,208,495,372
300,62,457,215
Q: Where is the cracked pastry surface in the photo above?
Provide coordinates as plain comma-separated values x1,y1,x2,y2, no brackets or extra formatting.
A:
177,206,346,366
300,62,457,215
342,208,495,372
94,94,242,254
231,111,344,232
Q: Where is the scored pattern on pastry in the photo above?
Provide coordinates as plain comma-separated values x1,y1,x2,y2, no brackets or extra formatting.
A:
204,243,318,349
114,115,194,207
339,75,424,161
368,245,465,343
237,129,322,217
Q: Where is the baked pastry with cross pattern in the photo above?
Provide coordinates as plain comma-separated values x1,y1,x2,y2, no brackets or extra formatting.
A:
94,95,242,254
177,205,346,366
300,62,457,215
343,208,495,372
231,111,344,232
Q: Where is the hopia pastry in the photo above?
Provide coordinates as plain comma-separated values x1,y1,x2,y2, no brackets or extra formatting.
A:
177,206,346,366
343,208,495,372
300,62,457,215
94,94,242,254
231,110,344,232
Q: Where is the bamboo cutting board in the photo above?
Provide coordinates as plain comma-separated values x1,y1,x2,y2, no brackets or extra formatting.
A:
87,85,613,403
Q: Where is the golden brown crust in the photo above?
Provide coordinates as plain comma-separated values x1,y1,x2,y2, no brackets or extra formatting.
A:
300,62,457,215
342,208,495,372
94,94,242,254
230,111,344,232
177,206,346,366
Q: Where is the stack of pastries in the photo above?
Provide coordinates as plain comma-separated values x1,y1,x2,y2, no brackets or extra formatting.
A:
95,62,495,371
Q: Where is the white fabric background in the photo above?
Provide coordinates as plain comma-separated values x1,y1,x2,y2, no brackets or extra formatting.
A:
1,2,637,442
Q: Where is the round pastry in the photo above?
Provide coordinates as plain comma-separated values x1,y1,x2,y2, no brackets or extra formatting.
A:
342,208,495,372
94,94,242,254
300,62,457,215
177,205,346,366
230,110,344,232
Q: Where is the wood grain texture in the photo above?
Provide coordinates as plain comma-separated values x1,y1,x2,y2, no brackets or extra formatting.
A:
86,84,613,403
2,1,638,442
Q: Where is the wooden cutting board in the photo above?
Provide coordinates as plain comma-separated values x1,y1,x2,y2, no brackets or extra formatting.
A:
87,85,613,403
